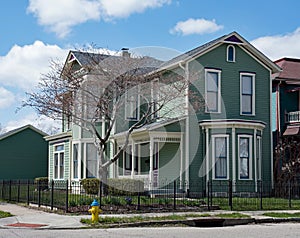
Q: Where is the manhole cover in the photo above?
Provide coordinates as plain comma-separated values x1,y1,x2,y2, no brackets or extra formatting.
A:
6,223,47,228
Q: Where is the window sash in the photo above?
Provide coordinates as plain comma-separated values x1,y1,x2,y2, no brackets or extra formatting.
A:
227,46,235,62
206,70,220,113
126,87,139,120
239,137,250,179
241,74,254,115
73,144,78,179
214,136,228,179
86,143,97,178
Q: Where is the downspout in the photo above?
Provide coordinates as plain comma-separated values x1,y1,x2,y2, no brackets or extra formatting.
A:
179,61,190,190
276,81,282,137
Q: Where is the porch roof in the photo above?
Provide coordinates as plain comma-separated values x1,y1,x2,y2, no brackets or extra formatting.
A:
111,118,184,143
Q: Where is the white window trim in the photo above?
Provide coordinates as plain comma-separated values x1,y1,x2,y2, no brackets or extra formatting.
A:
205,69,222,114
238,134,253,180
212,134,229,180
151,78,159,119
125,85,140,120
256,136,262,181
53,143,65,180
226,45,236,62
240,72,255,116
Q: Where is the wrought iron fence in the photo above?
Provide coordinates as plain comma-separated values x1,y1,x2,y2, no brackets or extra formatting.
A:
1,179,300,213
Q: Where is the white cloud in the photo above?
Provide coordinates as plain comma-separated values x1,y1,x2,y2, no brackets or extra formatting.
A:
0,87,15,109
4,114,61,135
170,18,223,36
251,28,300,60
100,0,171,18
27,0,171,38
0,41,68,90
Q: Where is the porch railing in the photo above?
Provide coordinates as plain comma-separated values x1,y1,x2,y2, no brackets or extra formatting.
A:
286,111,300,123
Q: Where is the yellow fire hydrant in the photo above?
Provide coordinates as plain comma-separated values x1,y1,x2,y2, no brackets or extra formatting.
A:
88,199,101,222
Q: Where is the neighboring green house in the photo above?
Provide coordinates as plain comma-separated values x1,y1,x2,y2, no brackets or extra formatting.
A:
46,32,281,195
0,125,48,180
272,58,300,141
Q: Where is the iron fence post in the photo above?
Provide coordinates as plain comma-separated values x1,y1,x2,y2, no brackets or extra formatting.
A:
27,180,30,205
38,179,41,207
51,180,54,211
99,181,102,209
173,180,176,210
288,181,292,209
207,180,210,211
17,180,20,203
9,180,12,201
259,180,263,210
137,191,141,210
228,179,233,210
65,180,69,213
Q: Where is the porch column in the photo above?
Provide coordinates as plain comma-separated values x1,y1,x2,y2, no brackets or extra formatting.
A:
149,137,154,190
131,141,135,178
205,128,210,182
180,133,184,189
232,127,236,192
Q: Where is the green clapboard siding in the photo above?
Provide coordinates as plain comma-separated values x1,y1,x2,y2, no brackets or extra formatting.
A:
0,127,48,180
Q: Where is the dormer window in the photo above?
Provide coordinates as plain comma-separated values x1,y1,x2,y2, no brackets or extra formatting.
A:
227,45,235,62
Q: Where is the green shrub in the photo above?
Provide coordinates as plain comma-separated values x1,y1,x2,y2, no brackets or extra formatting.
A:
107,178,144,196
81,178,100,195
34,177,49,190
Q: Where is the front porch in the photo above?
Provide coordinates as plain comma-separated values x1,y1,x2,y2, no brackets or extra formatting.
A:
113,130,185,191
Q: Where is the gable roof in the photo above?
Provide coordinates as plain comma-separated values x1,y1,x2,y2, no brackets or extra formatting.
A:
273,58,300,83
160,31,281,74
0,124,48,141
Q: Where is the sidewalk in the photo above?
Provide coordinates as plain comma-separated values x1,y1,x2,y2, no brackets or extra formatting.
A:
1,202,300,229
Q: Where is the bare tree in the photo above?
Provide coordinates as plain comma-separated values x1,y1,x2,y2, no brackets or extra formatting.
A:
23,48,192,184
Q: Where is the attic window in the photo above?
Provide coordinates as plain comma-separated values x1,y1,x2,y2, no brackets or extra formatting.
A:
227,45,235,62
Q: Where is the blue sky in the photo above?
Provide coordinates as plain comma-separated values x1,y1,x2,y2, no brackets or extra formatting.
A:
1,0,300,134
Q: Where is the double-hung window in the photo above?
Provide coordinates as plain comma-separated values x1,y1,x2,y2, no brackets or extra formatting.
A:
205,69,221,113
240,73,255,115
213,135,229,179
238,135,252,179
86,143,97,178
54,144,64,179
73,144,79,179
125,86,139,120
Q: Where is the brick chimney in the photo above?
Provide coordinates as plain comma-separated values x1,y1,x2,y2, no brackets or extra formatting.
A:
121,48,131,58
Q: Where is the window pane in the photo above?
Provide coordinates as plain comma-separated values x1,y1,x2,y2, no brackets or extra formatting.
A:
216,157,227,178
240,157,249,178
227,46,234,61
242,95,252,114
240,138,249,157
239,137,250,179
207,72,218,91
60,153,64,179
215,138,226,157
55,145,64,151
86,143,97,178
207,92,218,111
54,154,58,179
242,76,252,94
125,145,132,170
215,137,227,178
73,144,78,179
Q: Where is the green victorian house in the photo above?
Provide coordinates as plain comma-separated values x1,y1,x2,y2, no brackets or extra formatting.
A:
45,32,280,196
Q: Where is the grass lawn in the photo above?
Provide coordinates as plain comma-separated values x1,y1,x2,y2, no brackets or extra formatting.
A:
81,212,250,227
263,212,300,218
0,211,12,219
